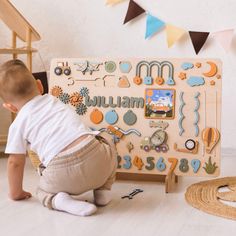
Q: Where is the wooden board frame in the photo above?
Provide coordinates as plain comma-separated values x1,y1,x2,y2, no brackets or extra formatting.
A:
49,58,222,192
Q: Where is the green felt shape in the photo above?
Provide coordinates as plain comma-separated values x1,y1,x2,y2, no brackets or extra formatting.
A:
123,110,137,126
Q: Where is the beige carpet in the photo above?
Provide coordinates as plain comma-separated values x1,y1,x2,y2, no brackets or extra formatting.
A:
185,177,236,220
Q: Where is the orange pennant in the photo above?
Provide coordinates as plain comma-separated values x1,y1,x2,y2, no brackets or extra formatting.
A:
106,0,126,5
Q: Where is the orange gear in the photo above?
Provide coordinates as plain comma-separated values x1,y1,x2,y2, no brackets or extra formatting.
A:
69,92,83,106
51,86,63,98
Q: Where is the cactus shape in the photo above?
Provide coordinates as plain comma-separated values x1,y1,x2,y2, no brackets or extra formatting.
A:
203,156,218,174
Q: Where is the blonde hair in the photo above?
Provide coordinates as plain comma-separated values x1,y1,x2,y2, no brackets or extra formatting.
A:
0,59,37,102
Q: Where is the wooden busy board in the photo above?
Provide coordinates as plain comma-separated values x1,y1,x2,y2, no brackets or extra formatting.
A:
49,58,222,178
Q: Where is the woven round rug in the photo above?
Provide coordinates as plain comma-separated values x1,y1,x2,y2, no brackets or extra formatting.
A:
185,177,236,220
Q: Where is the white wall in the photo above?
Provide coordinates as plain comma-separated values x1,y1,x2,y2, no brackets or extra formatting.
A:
0,0,236,149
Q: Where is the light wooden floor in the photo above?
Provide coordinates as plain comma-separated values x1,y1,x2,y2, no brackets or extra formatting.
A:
0,149,236,236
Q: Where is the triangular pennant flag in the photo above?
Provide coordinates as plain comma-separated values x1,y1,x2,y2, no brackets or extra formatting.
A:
189,31,210,54
145,14,165,39
212,29,234,52
106,0,126,5
166,24,186,48
123,0,145,24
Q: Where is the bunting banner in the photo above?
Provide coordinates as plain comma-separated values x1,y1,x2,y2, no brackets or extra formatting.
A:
189,31,209,55
106,0,235,54
166,24,186,48
123,0,145,24
145,14,165,39
106,0,126,5
212,29,234,53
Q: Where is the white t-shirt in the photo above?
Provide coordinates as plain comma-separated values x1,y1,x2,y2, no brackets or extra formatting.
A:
5,94,99,166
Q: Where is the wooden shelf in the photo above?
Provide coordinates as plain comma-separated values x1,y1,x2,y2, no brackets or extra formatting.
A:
0,48,37,54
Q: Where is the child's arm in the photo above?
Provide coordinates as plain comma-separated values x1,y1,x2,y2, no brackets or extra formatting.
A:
7,154,32,200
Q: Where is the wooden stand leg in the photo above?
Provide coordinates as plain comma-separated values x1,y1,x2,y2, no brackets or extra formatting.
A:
175,175,178,183
116,171,179,193
165,169,178,193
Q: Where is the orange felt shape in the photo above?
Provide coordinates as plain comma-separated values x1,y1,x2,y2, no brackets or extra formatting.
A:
90,109,103,124
118,76,130,88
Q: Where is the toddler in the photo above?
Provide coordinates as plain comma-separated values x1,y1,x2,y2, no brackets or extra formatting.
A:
0,59,117,216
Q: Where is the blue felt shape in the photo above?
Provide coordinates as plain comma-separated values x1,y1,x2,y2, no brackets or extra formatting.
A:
120,62,132,73
166,76,175,85
105,110,118,124
144,76,153,85
181,62,194,70
145,14,165,39
187,76,205,87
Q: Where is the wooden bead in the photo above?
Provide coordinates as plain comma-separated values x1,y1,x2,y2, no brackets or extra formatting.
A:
155,77,165,85
133,76,142,85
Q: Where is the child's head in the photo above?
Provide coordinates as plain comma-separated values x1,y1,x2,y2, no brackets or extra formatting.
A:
0,59,39,105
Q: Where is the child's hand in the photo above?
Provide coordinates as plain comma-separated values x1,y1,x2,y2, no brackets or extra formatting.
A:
7,154,31,201
9,190,32,201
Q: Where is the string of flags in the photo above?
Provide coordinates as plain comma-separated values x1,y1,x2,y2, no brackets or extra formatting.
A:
106,0,234,54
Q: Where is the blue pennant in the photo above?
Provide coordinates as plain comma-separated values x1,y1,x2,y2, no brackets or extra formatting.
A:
145,14,165,39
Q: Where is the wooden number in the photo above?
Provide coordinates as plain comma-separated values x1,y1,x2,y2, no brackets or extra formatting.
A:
145,157,155,170
156,157,166,171
179,158,189,173
191,159,201,173
123,155,132,169
168,158,178,172
117,155,122,169
133,156,144,170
